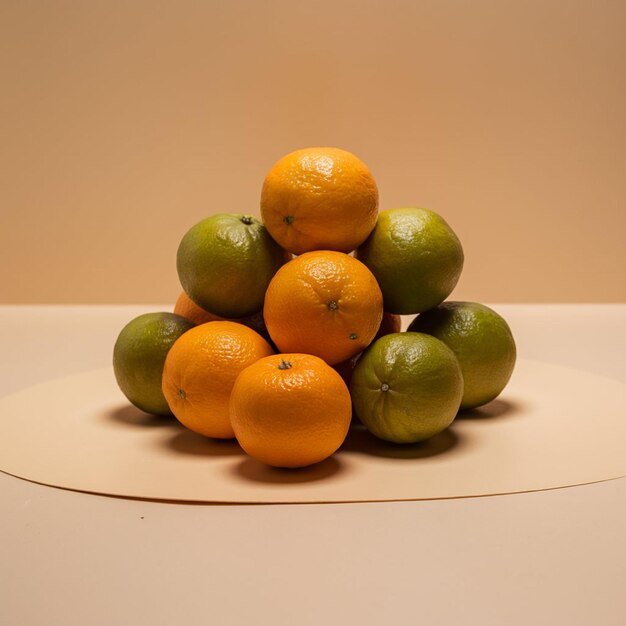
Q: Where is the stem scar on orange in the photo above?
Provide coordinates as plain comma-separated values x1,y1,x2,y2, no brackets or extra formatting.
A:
333,313,402,386
229,353,352,468
162,321,274,438
263,250,384,365
260,147,379,255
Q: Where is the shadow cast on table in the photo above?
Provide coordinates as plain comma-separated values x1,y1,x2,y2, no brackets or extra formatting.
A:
103,406,241,459
232,456,344,485
340,423,460,459
456,398,522,421
163,430,244,457
104,404,175,428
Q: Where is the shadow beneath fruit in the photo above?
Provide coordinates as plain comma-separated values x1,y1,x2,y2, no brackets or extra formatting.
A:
456,398,522,420
163,430,244,457
233,456,344,484
105,404,175,428
341,424,459,459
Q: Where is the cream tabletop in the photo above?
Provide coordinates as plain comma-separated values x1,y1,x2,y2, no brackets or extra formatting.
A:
1,304,625,626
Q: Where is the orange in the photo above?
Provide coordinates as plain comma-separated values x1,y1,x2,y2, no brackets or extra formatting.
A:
229,353,352,467
333,353,361,387
375,312,402,339
263,250,383,365
260,147,379,255
162,321,274,438
173,291,275,347
174,291,223,325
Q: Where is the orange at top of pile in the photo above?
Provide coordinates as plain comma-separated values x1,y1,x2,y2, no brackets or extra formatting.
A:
260,147,379,255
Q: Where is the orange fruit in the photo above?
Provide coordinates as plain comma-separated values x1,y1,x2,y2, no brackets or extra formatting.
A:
333,353,361,387
229,353,352,467
173,291,275,347
260,147,379,255
174,291,223,325
162,321,274,438
263,250,383,365
375,312,402,339
235,311,276,348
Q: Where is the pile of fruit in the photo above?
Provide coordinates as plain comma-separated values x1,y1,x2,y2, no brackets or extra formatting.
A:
113,147,516,468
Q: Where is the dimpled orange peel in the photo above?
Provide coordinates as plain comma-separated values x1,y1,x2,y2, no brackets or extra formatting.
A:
260,147,379,255
263,250,383,365
162,321,274,438
229,353,352,468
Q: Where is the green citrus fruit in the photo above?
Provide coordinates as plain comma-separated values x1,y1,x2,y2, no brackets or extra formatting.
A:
408,302,516,410
113,312,194,415
177,214,288,318
355,208,464,314
350,332,463,443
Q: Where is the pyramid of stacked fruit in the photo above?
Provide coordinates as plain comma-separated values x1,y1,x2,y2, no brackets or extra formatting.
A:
114,148,516,468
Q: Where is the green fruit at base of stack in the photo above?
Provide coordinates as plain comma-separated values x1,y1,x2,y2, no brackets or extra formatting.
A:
408,302,516,410
350,332,463,443
177,214,288,319
355,208,464,314
113,312,194,415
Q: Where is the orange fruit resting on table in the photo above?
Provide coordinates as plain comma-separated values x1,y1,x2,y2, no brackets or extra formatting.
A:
260,147,379,255
263,250,383,365
162,321,274,438
229,353,352,468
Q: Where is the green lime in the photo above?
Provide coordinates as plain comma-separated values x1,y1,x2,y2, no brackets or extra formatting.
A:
355,208,464,314
408,302,516,410
350,332,463,443
113,312,194,415
177,214,288,318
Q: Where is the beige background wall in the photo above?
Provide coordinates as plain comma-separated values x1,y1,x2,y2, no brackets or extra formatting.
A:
1,0,625,304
